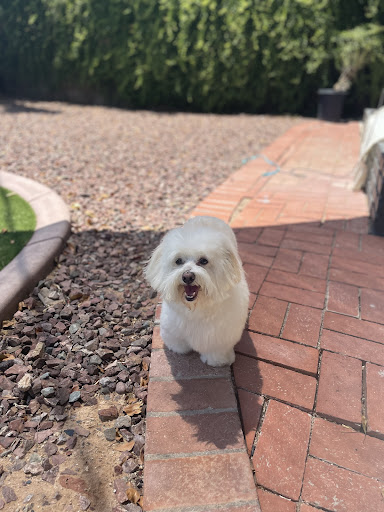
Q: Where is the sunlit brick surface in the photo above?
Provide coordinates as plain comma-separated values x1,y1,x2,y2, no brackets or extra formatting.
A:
145,121,384,511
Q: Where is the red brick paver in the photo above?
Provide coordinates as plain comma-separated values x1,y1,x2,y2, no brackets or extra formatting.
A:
144,120,384,511
144,453,258,510
248,295,287,335
233,354,316,410
327,281,359,316
300,505,321,512
257,489,296,511
253,401,311,499
302,458,384,512
310,417,384,480
366,362,384,438
361,288,384,323
146,411,244,454
321,329,384,366
316,351,363,427
282,303,322,347
236,330,319,375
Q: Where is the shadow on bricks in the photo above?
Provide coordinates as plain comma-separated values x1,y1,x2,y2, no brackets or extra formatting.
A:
145,343,262,510
149,346,262,452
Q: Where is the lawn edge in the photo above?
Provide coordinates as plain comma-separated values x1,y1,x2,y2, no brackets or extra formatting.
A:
0,170,71,323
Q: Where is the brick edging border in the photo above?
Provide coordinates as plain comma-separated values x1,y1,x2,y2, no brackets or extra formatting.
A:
0,170,71,322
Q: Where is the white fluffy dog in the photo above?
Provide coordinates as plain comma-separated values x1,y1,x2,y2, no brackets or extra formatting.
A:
145,216,249,366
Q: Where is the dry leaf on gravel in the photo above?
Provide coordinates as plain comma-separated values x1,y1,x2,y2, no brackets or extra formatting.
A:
1,393,17,400
126,484,141,504
123,400,143,416
139,448,145,465
66,241,77,254
114,440,135,452
0,353,14,361
2,320,16,328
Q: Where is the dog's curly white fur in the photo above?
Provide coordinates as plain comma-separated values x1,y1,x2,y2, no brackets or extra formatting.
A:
145,216,249,366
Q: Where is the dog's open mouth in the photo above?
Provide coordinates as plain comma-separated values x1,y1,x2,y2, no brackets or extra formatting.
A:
184,285,200,302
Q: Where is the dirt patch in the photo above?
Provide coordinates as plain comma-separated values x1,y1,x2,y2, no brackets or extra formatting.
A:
0,397,144,511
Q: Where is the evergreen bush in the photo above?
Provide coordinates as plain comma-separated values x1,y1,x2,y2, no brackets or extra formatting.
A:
0,0,383,114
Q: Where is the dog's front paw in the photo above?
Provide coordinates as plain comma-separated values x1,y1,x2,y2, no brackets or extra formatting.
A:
200,350,235,367
163,338,192,355
168,344,192,355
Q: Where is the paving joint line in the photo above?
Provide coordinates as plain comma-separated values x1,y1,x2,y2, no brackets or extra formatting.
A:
362,361,368,434
147,407,238,417
278,302,291,338
235,350,318,378
320,346,384,366
250,398,270,459
255,483,298,506
236,386,315,415
149,374,230,382
308,453,384,483
229,196,252,225
312,349,323,416
298,412,315,504
324,326,384,347
357,285,362,320
146,499,260,512
145,448,246,461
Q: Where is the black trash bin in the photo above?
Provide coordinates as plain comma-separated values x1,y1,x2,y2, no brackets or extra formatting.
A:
317,88,346,122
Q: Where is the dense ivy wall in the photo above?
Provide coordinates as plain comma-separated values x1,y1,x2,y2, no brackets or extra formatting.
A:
0,0,383,114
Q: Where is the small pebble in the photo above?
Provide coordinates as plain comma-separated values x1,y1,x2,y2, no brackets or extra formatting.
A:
41,387,55,398
115,382,126,395
68,391,81,403
104,427,116,442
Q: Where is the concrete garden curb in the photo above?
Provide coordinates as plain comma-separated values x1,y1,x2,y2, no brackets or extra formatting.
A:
0,170,71,322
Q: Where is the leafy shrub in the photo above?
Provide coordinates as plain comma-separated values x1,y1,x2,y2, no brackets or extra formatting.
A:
0,0,383,114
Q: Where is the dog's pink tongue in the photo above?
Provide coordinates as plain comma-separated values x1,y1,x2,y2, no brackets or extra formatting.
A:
185,285,199,295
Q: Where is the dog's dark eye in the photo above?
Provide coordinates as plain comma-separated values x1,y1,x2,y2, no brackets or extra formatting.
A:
198,257,209,266
175,258,183,265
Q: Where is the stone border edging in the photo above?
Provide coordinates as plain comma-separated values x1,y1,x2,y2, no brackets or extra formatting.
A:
0,170,71,322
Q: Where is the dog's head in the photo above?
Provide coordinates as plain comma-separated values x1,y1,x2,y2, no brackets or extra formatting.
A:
145,216,243,307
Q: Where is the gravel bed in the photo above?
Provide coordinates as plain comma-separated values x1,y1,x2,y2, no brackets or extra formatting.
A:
0,99,299,511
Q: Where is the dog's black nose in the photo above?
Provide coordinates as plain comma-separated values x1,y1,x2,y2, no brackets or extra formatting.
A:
182,271,195,285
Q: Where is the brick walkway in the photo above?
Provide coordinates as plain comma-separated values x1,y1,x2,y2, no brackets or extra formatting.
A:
144,120,384,512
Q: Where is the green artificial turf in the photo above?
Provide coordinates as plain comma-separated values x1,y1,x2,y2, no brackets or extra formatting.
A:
0,187,36,270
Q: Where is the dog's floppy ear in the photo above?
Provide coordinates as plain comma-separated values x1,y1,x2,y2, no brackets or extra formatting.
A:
145,242,163,291
225,246,243,285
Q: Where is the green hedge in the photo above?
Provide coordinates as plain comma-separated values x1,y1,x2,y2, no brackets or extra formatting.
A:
0,0,383,114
